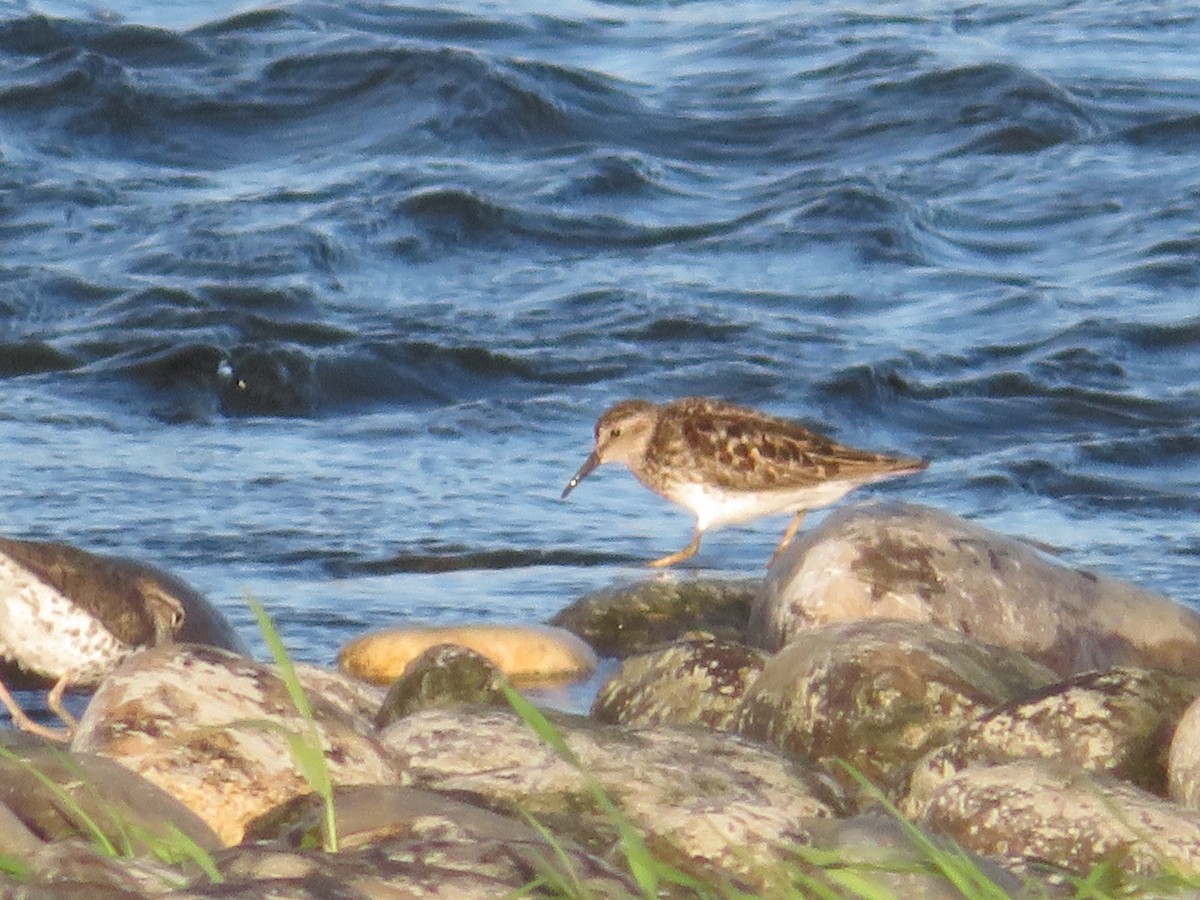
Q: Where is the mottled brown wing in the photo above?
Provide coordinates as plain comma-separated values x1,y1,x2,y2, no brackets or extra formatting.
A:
660,398,922,492
0,538,159,645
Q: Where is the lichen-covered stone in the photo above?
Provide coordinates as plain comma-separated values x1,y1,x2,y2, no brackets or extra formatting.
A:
923,759,1200,877
378,706,843,889
551,577,758,657
753,502,1200,677
71,645,400,846
591,633,767,730
733,619,1056,802
374,644,509,728
908,667,1200,816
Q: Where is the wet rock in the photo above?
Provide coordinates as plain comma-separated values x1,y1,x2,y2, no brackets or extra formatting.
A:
379,706,843,889
733,619,1056,802
752,502,1200,677
923,759,1200,878
591,633,768,730
374,644,508,729
551,576,758,657
909,666,1200,816
338,623,596,686
71,645,400,846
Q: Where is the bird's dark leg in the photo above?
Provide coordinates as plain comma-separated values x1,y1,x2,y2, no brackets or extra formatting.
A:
768,511,807,566
647,529,703,569
0,677,71,743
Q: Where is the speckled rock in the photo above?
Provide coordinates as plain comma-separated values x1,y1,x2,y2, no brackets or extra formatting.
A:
378,705,844,889
591,633,768,730
923,759,1200,878
70,644,401,846
208,783,638,898
551,576,758,657
733,619,1057,802
338,623,596,687
752,502,1200,677
373,644,509,729
908,666,1200,816
181,829,635,899
1167,692,1200,809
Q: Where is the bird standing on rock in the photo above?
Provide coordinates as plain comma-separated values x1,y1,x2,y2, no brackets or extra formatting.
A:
0,538,188,741
562,397,928,568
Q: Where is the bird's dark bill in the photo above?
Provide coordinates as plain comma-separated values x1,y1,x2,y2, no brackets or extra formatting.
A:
561,452,600,498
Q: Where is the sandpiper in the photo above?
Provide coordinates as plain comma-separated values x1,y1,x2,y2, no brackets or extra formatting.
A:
562,397,928,568
0,538,187,741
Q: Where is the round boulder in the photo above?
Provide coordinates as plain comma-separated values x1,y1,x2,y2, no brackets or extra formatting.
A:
753,502,1200,677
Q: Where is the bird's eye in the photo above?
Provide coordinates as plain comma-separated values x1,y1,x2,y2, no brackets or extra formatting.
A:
609,427,622,438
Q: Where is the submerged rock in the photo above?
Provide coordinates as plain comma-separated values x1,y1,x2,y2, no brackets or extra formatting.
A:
338,623,596,687
752,502,1200,676
551,576,758,657
733,619,1056,802
908,666,1200,816
591,633,767,730
71,644,400,846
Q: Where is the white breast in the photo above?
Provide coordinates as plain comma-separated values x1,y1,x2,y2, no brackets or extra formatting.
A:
0,556,129,684
669,479,863,531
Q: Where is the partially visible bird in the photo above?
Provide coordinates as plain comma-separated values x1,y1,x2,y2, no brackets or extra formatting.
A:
562,397,928,568
0,538,188,741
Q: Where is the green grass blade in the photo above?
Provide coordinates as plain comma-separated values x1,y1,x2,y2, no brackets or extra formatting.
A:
247,595,338,853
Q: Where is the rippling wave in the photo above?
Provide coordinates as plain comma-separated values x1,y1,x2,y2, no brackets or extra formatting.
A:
1,0,1198,678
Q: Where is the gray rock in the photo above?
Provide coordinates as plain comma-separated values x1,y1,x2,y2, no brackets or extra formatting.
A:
752,502,1200,677
923,759,1200,878
591,633,767,730
733,619,1057,803
71,645,400,846
378,706,843,889
909,666,1200,816
550,577,758,657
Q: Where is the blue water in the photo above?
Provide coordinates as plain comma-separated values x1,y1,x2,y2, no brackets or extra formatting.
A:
2,0,1199,701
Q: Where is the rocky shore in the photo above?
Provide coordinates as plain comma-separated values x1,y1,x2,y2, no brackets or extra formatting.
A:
6,501,1200,897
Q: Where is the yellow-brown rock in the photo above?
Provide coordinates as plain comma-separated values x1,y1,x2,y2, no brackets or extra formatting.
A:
338,624,597,687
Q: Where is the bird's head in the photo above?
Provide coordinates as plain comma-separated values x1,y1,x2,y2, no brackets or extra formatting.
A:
562,399,658,498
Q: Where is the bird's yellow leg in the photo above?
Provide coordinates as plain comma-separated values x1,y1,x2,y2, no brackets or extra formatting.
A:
768,511,806,566
47,675,79,732
647,530,703,569
0,677,71,743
